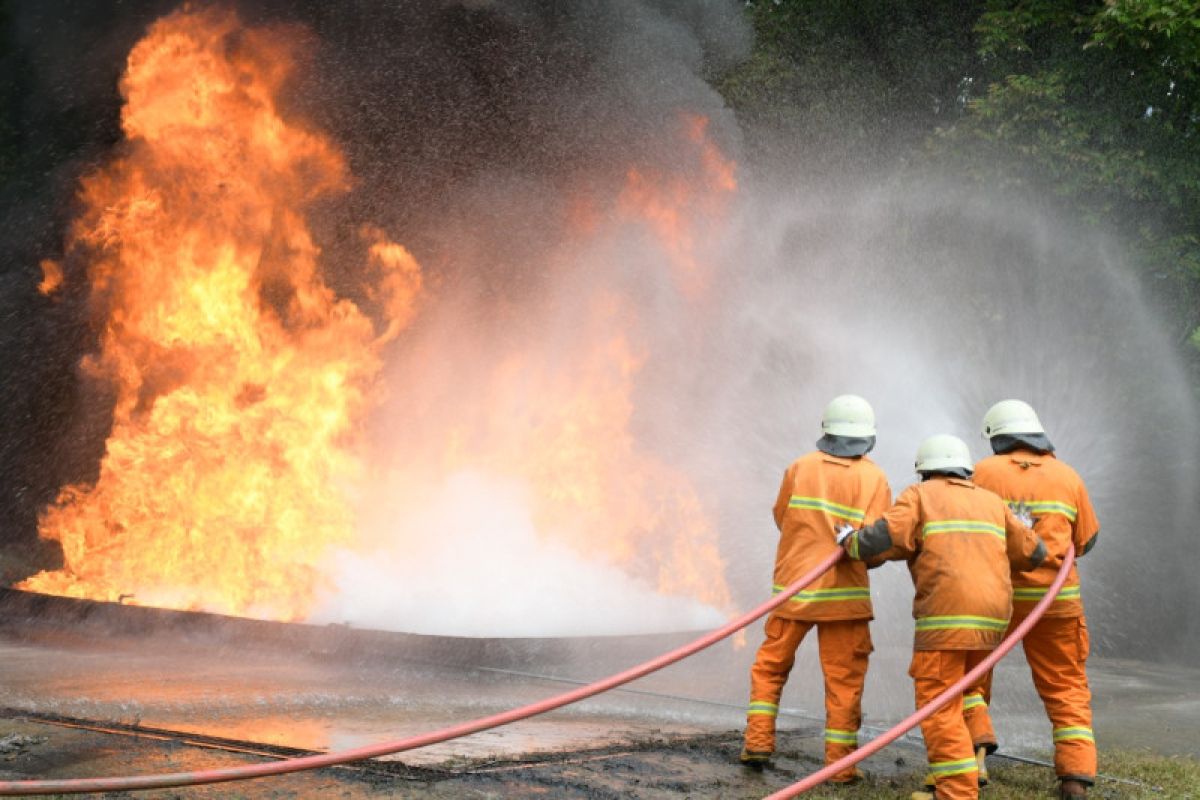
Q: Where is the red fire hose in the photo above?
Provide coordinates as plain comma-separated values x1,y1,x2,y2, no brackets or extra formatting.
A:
764,544,1076,799
0,551,848,795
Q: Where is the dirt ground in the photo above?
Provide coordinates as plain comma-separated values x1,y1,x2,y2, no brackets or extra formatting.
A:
4,715,1193,800
0,592,1196,798
0,715,924,799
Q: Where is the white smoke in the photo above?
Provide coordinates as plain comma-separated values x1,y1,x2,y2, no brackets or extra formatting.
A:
309,471,725,637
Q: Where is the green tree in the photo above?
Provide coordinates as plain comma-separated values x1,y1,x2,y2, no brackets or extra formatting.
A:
718,0,986,173
931,0,1200,373
719,0,1200,385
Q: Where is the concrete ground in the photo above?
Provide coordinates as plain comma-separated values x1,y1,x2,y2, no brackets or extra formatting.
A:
0,592,1196,798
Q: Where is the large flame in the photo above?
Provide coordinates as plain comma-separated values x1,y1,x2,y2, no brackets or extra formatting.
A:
20,7,421,619
24,6,739,627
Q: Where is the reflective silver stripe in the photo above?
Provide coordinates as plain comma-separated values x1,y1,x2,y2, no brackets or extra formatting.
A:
824,728,857,744
923,519,1005,541
963,693,986,710
1007,499,1078,522
772,585,871,603
1053,726,1094,742
748,701,778,717
1013,585,1081,602
788,495,866,522
915,615,1008,633
928,756,978,776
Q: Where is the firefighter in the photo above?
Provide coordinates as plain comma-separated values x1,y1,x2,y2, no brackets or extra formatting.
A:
971,400,1100,799
838,434,1046,800
740,394,891,783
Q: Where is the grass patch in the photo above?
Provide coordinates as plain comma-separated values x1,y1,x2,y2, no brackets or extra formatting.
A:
792,749,1199,799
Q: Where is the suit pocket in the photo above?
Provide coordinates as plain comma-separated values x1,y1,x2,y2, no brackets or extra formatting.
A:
765,614,786,641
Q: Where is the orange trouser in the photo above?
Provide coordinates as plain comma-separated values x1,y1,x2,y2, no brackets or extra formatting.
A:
982,612,1096,783
962,672,996,753
910,650,985,800
745,614,871,781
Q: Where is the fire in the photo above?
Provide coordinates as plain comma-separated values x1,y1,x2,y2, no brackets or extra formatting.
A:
443,296,729,610
37,259,63,296
376,119,741,617
617,112,737,296
24,5,740,628
20,7,421,619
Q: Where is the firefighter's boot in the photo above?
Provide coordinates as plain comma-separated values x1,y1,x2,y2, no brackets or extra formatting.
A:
1059,779,1088,798
739,748,771,770
828,767,864,785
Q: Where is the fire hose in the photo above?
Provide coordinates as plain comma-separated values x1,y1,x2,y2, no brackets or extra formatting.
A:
0,545,1073,796
764,543,1076,800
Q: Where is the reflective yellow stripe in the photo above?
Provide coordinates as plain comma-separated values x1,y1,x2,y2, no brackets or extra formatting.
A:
1008,499,1078,521
772,585,871,603
1053,726,1094,742
923,519,1005,541
788,495,866,522
824,728,857,744
963,693,986,710
915,615,1008,633
748,701,778,717
928,756,978,776
1013,585,1081,602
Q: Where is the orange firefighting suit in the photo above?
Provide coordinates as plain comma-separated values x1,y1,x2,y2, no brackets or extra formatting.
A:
972,449,1100,786
744,450,890,780
843,476,1046,800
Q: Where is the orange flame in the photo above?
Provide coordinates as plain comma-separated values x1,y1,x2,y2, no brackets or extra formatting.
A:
38,259,64,296
399,118,742,615
616,112,737,296
449,296,729,610
23,6,739,627
20,7,421,619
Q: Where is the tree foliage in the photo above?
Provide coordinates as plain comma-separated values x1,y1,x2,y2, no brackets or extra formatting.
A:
717,0,986,171
938,0,1200,350
720,0,1200,385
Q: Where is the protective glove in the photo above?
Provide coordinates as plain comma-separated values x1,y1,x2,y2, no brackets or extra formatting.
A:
835,522,855,546
1012,502,1038,529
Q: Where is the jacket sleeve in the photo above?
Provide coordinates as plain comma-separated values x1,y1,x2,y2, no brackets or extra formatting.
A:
1004,505,1047,571
846,485,920,561
772,466,793,531
862,474,894,568
1073,478,1100,557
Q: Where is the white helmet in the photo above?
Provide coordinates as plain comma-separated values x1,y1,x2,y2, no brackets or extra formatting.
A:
914,434,972,473
821,394,876,437
981,399,1045,438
